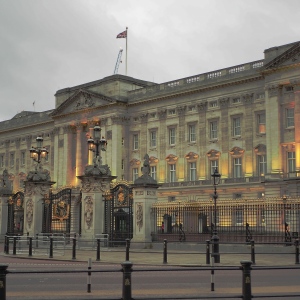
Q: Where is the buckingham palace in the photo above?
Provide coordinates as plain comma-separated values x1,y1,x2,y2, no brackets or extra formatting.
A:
2,40,300,201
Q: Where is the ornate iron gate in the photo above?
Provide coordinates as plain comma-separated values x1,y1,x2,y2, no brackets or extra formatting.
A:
43,188,72,234
7,191,24,235
104,183,133,242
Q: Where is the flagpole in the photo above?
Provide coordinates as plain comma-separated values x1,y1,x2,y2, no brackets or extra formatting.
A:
126,27,128,76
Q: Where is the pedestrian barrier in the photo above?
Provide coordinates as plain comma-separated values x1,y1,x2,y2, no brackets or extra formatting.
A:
1,261,300,299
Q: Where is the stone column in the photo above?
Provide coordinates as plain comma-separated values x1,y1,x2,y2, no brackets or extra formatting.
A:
23,180,55,236
0,195,9,237
293,83,300,172
78,175,116,239
0,170,13,237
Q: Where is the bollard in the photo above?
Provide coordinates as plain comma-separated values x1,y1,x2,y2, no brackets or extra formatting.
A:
72,238,76,260
125,238,130,261
49,237,53,258
163,239,168,264
28,237,33,257
206,240,210,265
241,260,252,300
0,264,8,300
13,237,17,255
122,261,133,300
250,240,255,265
87,258,92,293
295,239,299,265
210,255,215,291
96,238,100,261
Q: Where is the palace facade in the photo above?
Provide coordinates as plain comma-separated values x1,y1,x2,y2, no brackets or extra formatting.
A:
1,40,300,201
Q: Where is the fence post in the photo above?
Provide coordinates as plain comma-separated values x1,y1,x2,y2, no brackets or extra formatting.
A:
122,261,132,300
49,237,53,258
4,236,7,254
96,238,100,261
250,240,255,265
87,258,92,293
295,239,299,265
0,264,8,300
13,237,17,255
241,260,252,300
28,237,33,257
125,238,130,261
163,239,168,264
4,236,9,255
72,238,76,260
206,240,210,265
36,233,39,248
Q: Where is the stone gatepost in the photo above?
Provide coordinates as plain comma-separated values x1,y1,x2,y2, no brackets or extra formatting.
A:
131,154,159,244
0,170,13,238
23,166,55,236
78,164,116,240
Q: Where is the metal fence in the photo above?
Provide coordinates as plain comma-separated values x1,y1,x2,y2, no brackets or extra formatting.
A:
152,197,300,243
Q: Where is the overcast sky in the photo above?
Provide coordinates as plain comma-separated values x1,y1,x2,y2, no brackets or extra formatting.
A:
1,0,299,121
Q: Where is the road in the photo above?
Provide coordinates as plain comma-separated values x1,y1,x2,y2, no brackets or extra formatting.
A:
2,256,300,299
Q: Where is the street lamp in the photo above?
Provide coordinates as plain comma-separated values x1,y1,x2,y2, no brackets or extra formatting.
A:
88,124,107,167
29,136,48,168
211,167,221,263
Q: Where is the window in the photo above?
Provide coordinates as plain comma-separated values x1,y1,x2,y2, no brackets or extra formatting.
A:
233,117,241,136
235,209,243,225
150,130,157,148
210,121,218,139
287,152,296,173
133,134,139,150
169,164,176,182
21,151,26,166
258,155,266,176
169,109,176,115
211,160,219,176
121,159,124,170
10,153,14,168
189,162,197,181
0,154,4,168
132,168,139,181
44,148,49,162
150,166,157,180
286,108,294,127
257,113,266,134
210,101,218,107
169,128,176,145
233,157,242,178
232,97,241,104
188,125,196,142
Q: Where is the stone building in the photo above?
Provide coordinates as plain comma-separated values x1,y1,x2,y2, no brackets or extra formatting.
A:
1,40,300,202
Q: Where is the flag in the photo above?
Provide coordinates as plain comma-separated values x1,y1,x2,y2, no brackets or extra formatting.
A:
33,101,35,106
116,30,127,39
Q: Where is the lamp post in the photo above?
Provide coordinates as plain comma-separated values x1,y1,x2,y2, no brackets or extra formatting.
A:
87,124,107,167
29,136,48,170
211,167,221,263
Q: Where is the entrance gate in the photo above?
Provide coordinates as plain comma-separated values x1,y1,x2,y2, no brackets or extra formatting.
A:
7,191,24,235
104,183,133,242
43,188,72,234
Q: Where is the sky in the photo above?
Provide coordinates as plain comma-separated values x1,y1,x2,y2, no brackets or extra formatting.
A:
0,0,300,121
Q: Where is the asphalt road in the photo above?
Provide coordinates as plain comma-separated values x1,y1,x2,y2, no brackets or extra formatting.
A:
2,256,300,300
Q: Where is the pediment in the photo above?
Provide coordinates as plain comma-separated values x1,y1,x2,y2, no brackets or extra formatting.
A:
263,42,300,71
51,89,116,117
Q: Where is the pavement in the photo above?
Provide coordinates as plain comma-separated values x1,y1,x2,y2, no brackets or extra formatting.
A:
1,241,298,267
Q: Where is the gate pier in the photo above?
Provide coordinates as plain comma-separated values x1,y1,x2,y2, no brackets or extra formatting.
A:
131,154,159,244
